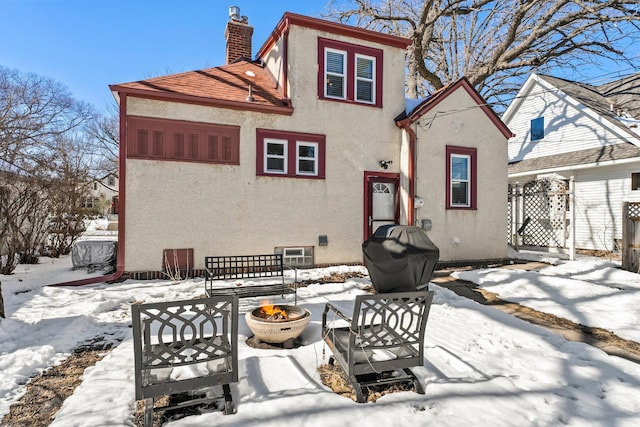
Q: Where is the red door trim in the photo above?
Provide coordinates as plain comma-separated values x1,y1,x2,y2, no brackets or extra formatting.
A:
363,171,400,240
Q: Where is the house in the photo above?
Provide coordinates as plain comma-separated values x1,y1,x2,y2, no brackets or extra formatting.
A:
503,72,640,253
396,79,513,263
83,173,118,216
108,9,512,279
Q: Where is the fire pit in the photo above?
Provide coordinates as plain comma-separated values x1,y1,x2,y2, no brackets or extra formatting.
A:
245,304,311,345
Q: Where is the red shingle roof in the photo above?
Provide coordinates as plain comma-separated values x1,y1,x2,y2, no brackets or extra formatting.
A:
110,60,292,114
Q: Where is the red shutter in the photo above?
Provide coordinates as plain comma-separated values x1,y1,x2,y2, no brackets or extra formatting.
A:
208,135,219,161
173,132,185,158
188,134,199,159
223,136,231,161
152,130,164,157
137,129,148,156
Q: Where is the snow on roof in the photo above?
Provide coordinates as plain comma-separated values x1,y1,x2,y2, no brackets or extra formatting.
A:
405,97,428,115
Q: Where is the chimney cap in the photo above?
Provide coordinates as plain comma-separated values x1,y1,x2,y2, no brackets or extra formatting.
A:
229,5,240,21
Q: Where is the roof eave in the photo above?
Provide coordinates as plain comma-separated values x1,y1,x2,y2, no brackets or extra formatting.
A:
400,77,514,139
508,155,640,178
257,12,412,60
108,85,294,116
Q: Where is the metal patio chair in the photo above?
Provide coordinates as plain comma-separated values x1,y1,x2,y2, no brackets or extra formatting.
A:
132,295,238,426
322,290,434,402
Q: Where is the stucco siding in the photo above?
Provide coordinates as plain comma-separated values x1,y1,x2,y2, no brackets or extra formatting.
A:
261,36,285,95
412,89,508,261
122,25,408,272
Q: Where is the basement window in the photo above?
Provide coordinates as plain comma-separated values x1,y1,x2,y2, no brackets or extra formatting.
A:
275,246,314,268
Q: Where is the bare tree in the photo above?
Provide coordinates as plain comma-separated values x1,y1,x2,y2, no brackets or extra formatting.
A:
85,101,119,178
46,134,98,258
0,66,95,172
326,0,640,109
0,67,99,317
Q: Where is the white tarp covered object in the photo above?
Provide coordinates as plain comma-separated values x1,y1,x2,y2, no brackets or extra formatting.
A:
71,240,117,272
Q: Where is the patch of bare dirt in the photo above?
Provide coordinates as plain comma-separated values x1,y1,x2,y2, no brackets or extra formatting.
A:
318,363,414,403
576,249,621,261
432,264,640,365
296,271,368,288
1,343,110,427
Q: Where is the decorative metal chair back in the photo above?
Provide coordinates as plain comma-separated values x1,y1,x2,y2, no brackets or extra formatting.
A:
322,290,433,402
349,291,432,373
322,290,434,402
132,295,238,425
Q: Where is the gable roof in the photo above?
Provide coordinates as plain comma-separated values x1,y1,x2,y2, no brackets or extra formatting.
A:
256,12,411,60
508,142,640,176
109,60,293,115
538,74,640,135
598,73,640,119
110,12,412,116
503,73,640,143
396,77,513,139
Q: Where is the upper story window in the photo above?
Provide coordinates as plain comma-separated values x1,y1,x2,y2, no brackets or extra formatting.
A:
256,129,326,179
318,38,383,107
325,49,346,99
446,145,477,210
355,54,375,103
531,117,544,141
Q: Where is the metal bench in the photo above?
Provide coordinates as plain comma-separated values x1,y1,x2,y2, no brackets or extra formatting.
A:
321,290,434,402
132,296,239,426
204,254,296,299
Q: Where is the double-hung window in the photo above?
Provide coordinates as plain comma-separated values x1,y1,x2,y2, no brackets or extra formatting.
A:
450,155,470,206
296,142,318,176
446,146,477,210
318,38,383,107
264,139,287,174
355,54,375,103
257,129,326,179
325,49,346,100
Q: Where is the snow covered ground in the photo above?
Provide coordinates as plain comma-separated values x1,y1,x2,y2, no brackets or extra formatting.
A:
2,252,640,426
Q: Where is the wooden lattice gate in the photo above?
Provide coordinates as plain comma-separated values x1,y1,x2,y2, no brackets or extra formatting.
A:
622,202,640,272
508,178,570,248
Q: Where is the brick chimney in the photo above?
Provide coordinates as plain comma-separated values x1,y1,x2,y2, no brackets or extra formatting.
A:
225,6,253,64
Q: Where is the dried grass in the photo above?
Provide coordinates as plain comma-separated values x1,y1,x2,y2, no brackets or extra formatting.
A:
317,363,414,403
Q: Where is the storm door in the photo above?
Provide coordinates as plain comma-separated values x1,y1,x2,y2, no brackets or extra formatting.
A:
365,173,399,237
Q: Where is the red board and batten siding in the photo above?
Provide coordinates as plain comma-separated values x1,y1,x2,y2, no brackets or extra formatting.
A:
126,116,240,165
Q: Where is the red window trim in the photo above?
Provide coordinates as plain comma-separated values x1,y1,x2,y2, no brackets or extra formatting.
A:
126,116,240,165
445,145,477,210
317,37,383,108
256,129,326,179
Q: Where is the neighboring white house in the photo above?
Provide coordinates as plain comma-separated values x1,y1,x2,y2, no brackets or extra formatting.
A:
84,173,118,216
503,72,640,252
109,10,512,278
